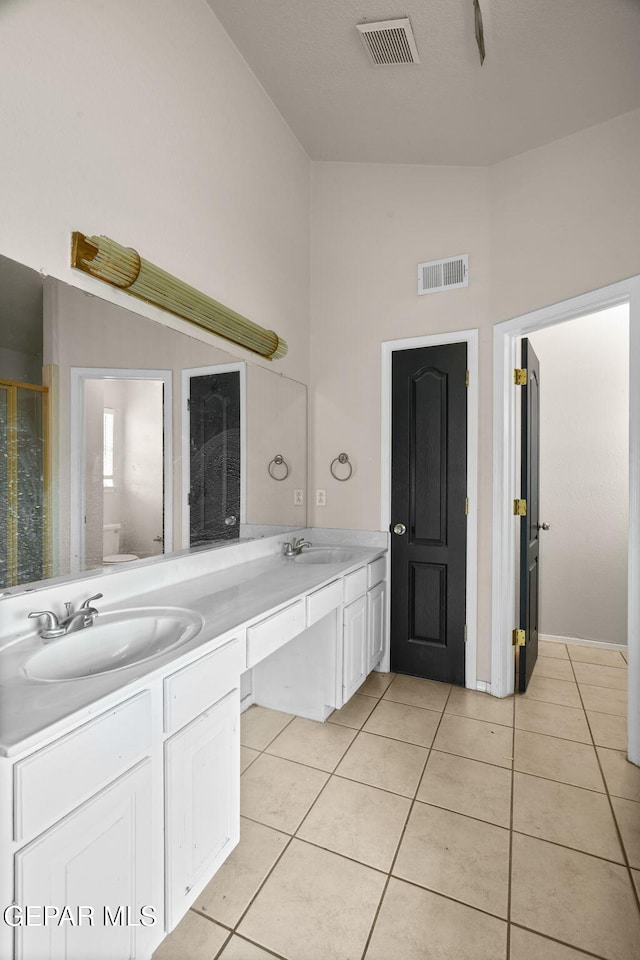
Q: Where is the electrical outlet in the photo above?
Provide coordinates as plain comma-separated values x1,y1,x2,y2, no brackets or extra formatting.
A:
294,489,304,506
316,489,327,507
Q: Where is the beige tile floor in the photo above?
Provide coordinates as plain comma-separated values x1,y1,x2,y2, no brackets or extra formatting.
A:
154,641,640,960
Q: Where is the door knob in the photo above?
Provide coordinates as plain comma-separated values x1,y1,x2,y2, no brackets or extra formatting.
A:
393,523,406,536
538,522,551,531
225,516,237,526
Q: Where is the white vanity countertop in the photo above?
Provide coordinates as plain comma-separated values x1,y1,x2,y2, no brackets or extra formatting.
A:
0,544,385,757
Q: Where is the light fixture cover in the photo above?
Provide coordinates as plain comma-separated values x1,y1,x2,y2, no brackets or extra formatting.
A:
71,233,287,360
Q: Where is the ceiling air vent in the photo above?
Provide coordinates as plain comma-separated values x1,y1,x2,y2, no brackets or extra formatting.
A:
357,18,420,66
418,255,469,295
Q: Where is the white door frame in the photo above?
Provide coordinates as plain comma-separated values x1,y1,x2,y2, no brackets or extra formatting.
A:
181,362,247,549
491,275,640,765
70,367,173,575
381,330,479,689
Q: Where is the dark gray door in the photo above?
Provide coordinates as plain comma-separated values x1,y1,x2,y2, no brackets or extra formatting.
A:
390,343,468,685
518,338,540,692
189,371,240,546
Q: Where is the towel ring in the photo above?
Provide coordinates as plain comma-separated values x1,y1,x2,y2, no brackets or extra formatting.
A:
330,452,353,481
268,454,290,481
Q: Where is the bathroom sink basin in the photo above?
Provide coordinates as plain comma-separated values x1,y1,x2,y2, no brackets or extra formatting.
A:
293,548,361,565
24,607,203,681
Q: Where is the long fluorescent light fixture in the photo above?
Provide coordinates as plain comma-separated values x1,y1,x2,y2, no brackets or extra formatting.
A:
71,232,287,360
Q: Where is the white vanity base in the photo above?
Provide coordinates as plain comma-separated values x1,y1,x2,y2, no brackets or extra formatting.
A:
0,529,388,960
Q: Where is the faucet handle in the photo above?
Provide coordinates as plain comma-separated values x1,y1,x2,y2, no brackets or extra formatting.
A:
28,610,65,639
28,610,59,628
81,593,103,609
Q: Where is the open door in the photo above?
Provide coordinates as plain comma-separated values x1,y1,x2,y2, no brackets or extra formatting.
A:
517,338,540,692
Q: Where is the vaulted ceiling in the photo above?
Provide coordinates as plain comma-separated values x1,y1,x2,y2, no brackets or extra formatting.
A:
206,0,640,165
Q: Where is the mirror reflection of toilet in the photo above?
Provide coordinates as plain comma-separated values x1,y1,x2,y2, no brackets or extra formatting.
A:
103,524,139,564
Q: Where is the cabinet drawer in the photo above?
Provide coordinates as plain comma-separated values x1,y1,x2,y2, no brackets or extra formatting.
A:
164,638,243,735
343,567,367,604
367,556,387,589
14,691,151,843
246,600,305,667
306,579,342,627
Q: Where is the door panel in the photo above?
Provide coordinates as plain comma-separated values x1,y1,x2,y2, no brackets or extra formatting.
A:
412,368,447,544
391,343,467,685
518,338,541,692
343,595,367,700
411,562,447,644
15,761,154,960
189,371,240,545
165,690,240,929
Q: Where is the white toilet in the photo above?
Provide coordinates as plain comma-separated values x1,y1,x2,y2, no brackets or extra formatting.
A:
103,523,139,564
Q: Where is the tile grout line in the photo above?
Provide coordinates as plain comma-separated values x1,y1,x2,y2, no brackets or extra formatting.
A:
509,922,609,960
506,678,516,960
358,681,456,960
566,650,640,918
206,678,632,960
509,649,618,959
229,679,396,957
210,924,289,960
222,707,308,950
236,683,394,958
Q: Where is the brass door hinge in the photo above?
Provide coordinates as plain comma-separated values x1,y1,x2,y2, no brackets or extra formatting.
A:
465,370,469,387
465,497,469,515
513,368,527,386
464,624,468,643
512,628,526,647
513,499,527,516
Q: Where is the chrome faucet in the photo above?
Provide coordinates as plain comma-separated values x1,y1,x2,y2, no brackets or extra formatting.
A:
281,538,312,557
28,593,103,641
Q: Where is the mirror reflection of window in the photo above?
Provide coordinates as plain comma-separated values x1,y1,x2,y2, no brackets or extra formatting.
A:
103,407,115,489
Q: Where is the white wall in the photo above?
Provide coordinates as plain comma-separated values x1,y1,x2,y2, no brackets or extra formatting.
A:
310,109,640,681
0,0,311,384
528,306,629,646
120,380,164,558
309,160,491,533
489,110,640,326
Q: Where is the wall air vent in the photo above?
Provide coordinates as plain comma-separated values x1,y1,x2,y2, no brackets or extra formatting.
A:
357,18,420,66
417,255,469,295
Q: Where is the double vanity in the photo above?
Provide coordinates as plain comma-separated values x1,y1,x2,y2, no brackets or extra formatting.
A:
0,529,388,960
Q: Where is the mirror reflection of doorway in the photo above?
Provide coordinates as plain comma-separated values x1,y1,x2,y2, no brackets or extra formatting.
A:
187,368,242,546
71,368,172,574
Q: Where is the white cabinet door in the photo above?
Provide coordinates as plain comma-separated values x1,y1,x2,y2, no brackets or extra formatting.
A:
367,581,385,671
342,595,368,701
165,689,240,929
15,760,154,960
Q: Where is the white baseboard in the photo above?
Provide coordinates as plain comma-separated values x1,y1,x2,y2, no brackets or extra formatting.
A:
539,633,627,653
240,692,254,713
475,680,491,694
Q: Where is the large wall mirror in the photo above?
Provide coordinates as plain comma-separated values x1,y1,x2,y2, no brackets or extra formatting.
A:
0,253,307,592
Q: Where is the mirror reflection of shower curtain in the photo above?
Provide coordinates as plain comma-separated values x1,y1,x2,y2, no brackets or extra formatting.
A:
0,380,48,589
189,372,241,545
